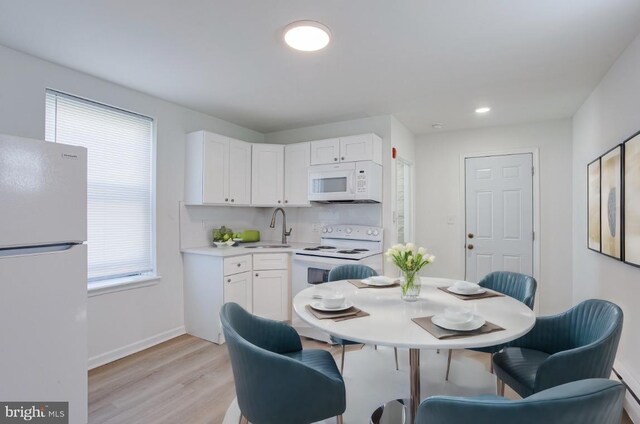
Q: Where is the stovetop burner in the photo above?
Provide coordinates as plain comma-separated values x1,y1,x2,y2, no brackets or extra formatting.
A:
303,245,336,251
337,249,360,254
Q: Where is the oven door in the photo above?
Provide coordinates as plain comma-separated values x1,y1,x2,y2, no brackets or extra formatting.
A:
291,254,357,295
308,163,356,201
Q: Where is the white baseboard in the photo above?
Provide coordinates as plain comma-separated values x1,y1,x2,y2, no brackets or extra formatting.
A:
88,326,186,370
614,360,640,423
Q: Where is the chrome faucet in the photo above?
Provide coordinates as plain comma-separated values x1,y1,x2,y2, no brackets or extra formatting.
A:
270,208,292,244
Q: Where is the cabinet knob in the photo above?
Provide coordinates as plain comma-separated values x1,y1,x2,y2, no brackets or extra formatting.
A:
231,199,234,202
277,200,281,203
227,278,231,283
467,244,474,250
225,198,229,202
237,263,241,267
334,157,338,161
468,233,474,239
341,157,345,160
284,200,288,204
255,273,259,277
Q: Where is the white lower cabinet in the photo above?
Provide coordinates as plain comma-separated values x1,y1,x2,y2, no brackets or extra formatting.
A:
183,252,289,344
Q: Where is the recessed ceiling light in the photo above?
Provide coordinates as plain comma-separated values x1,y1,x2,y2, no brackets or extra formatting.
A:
284,20,331,52
475,107,491,114
432,123,444,129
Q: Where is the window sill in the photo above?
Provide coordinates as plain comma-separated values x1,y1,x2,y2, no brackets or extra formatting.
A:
88,274,162,297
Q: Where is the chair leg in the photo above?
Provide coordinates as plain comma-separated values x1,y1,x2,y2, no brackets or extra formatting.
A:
490,356,494,374
437,349,440,354
239,415,248,424
496,378,505,396
445,349,453,381
394,347,399,370
374,344,377,350
340,345,346,373
336,415,343,424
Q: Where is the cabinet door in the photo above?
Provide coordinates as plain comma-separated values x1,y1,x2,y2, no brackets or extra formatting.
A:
224,271,253,313
228,139,252,205
251,144,284,206
310,138,340,165
253,269,288,320
284,142,310,206
340,134,374,163
202,132,230,204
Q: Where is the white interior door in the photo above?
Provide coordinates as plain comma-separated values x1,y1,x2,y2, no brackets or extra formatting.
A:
465,154,533,282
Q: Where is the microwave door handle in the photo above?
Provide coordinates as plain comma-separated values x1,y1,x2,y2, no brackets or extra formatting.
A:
349,172,356,194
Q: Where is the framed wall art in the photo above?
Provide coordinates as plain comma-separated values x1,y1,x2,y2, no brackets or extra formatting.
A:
587,158,601,252
600,145,622,259
624,132,640,266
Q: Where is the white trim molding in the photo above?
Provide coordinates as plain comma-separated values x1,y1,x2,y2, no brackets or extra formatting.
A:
614,360,640,423
88,326,185,370
458,147,541,313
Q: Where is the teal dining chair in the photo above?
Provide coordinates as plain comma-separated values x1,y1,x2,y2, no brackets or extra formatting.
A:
220,302,346,424
327,264,399,372
493,299,623,398
446,271,537,380
416,378,625,424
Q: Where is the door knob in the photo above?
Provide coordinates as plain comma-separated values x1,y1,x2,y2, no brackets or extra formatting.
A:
468,233,474,239
467,244,474,250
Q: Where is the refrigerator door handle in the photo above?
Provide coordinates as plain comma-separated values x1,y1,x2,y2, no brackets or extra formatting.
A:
0,242,81,257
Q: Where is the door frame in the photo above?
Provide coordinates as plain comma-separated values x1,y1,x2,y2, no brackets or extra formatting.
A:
459,148,541,310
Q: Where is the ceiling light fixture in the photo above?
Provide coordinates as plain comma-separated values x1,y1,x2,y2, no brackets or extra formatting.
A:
284,20,331,52
475,107,491,114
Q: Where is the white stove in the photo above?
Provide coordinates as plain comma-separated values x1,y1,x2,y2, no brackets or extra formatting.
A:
292,225,383,342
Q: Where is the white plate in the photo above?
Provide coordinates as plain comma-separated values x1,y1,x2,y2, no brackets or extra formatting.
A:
447,286,486,296
431,314,486,331
362,276,396,287
310,300,355,312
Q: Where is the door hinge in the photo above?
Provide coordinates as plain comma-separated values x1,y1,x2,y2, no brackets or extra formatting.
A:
532,231,535,241
532,166,535,176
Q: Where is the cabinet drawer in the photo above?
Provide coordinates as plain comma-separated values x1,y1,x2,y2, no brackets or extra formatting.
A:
253,253,289,270
224,254,252,275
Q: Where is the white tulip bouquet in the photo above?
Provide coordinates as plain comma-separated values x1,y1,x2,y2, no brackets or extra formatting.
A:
385,243,435,300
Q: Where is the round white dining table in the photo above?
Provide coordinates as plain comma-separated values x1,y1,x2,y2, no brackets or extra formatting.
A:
293,277,536,424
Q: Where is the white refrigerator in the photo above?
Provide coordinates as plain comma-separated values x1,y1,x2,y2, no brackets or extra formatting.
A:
0,134,88,423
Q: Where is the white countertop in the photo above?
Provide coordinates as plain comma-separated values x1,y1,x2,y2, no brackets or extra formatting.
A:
293,278,536,350
181,241,320,257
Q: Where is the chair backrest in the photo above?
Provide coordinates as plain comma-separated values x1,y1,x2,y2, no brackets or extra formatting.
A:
328,264,377,281
478,271,537,309
220,303,302,423
416,378,625,424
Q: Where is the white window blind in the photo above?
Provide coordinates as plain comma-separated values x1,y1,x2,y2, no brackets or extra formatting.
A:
45,90,154,282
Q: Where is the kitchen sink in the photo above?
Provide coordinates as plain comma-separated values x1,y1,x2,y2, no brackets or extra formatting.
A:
244,244,291,249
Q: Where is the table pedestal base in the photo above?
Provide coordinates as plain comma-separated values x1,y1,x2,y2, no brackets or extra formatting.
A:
370,399,411,424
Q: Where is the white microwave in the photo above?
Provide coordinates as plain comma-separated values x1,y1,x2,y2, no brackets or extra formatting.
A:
308,161,382,203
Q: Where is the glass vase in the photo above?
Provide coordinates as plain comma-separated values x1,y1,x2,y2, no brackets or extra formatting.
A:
400,270,420,301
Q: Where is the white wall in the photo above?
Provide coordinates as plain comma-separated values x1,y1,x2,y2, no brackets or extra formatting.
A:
415,119,573,315
0,44,264,367
572,30,640,418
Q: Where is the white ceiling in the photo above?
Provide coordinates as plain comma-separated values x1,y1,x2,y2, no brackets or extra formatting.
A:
1,0,640,135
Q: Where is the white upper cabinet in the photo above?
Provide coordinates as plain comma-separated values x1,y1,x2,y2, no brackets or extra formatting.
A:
284,142,311,206
310,133,382,165
310,138,340,165
251,144,284,206
184,130,251,205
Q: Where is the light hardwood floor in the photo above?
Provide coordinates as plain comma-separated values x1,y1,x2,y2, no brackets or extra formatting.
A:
88,335,633,424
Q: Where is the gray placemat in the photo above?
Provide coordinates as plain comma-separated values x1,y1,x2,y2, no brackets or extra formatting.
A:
412,315,505,339
348,279,401,289
438,286,504,301
305,304,370,321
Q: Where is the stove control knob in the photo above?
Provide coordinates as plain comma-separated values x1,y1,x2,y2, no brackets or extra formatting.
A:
346,228,352,234
367,229,373,235
321,227,328,233
327,227,333,233
373,230,379,236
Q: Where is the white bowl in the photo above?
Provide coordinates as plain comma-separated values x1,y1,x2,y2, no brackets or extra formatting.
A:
322,292,345,309
443,307,473,324
453,281,481,294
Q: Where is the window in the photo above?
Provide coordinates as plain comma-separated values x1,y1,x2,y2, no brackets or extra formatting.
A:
45,90,154,283
396,158,413,243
